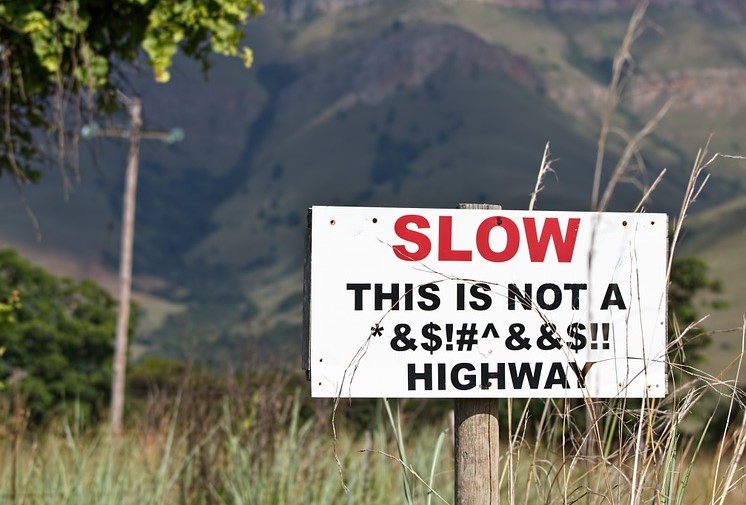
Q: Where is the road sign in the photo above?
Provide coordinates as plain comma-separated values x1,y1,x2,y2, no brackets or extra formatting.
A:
307,206,667,399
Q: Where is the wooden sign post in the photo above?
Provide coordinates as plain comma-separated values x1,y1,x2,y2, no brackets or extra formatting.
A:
454,203,501,505
455,398,500,503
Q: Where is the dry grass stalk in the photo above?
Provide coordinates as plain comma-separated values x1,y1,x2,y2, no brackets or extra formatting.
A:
633,168,666,213
596,96,675,212
666,141,746,286
591,0,651,211
712,319,746,505
528,142,554,211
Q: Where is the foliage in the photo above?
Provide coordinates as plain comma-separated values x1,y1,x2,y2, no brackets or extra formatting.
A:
0,249,128,424
0,292,19,330
668,255,722,367
0,0,263,180
670,256,722,325
0,290,21,391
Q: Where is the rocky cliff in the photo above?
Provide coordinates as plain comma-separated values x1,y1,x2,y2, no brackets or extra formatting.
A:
626,68,746,112
549,68,746,124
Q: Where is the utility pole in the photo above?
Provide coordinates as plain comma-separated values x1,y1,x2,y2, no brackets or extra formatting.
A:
82,95,183,437
110,96,141,438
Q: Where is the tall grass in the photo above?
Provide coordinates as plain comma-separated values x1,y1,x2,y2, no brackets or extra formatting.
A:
1,370,745,504
0,386,455,504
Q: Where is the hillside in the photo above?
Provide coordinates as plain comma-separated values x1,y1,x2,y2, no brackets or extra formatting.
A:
2,0,745,367
670,192,746,378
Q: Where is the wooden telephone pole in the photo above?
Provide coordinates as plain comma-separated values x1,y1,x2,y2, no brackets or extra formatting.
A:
83,96,183,437
454,203,501,505
109,96,142,437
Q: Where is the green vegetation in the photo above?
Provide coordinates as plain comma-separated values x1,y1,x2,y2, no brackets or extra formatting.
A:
0,249,128,424
678,195,746,366
669,256,723,367
0,291,19,329
0,0,263,180
1,370,745,504
0,291,20,392
147,267,261,366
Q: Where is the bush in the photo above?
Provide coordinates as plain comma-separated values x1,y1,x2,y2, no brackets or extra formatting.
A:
0,249,128,425
669,256,722,368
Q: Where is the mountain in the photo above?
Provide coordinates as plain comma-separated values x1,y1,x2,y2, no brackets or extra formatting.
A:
269,0,746,20
2,0,745,367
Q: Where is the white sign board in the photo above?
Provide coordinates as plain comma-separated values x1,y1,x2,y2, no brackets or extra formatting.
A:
308,206,668,399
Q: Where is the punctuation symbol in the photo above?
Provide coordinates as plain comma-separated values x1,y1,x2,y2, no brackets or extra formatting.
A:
446,324,453,351
591,323,598,350
602,323,610,349
455,323,479,351
537,323,561,350
371,324,384,337
590,323,611,350
390,324,417,351
505,323,531,351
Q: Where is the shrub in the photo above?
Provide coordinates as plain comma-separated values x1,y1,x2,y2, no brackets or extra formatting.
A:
0,249,128,424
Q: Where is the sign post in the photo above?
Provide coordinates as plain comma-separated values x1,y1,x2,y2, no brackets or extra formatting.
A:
304,205,668,500
454,396,500,503
454,203,501,505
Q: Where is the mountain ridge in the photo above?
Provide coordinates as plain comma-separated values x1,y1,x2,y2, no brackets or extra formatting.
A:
2,0,745,365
